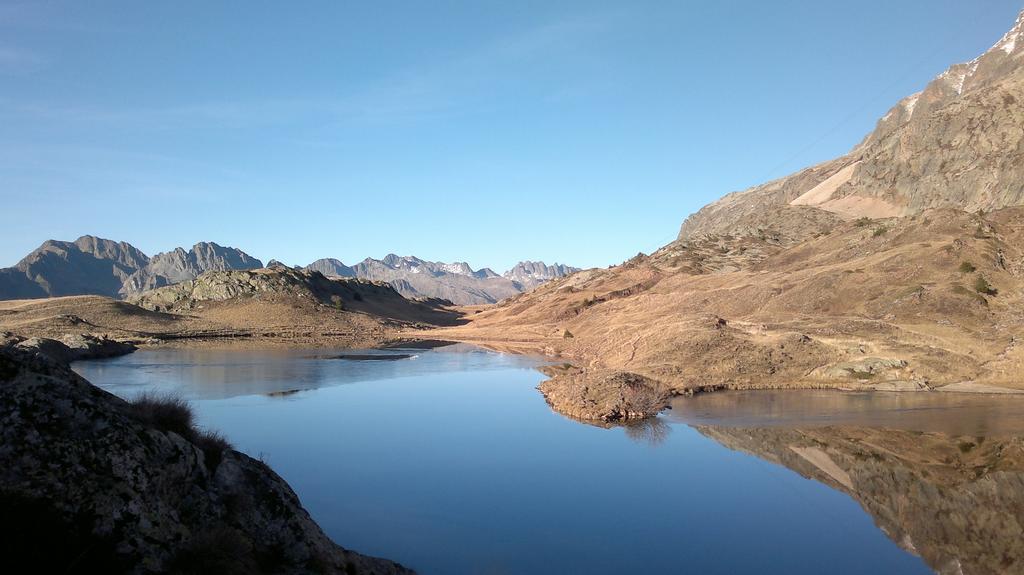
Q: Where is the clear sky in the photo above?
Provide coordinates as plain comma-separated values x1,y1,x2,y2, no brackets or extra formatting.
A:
2,1,1022,272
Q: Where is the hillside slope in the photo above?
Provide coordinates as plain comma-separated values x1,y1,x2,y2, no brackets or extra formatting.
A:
437,10,1024,422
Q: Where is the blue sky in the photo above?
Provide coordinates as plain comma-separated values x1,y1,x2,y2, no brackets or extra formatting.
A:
1,1,1022,271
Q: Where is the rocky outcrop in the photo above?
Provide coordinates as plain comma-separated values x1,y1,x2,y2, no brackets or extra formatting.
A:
119,242,262,296
537,366,671,421
126,267,464,331
0,343,411,574
3,332,137,363
680,10,1024,240
128,268,393,312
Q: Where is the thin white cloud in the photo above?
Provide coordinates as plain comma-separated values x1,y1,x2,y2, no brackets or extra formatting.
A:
0,12,619,130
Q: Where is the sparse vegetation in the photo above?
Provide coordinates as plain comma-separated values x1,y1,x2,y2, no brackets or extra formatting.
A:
872,227,888,237
952,284,989,305
848,370,875,380
563,329,574,339
854,217,872,227
958,261,977,273
973,275,998,296
127,393,233,468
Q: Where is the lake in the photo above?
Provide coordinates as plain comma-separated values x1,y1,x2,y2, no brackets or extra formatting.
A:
73,345,1024,575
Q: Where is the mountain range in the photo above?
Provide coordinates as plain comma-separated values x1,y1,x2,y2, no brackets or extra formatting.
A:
0,238,577,305
304,256,578,304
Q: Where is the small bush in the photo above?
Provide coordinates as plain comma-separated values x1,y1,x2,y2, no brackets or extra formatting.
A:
194,429,233,469
128,393,194,438
563,329,574,339
958,261,976,273
854,217,872,227
872,227,888,237
973,276,997,296
127,393,233,469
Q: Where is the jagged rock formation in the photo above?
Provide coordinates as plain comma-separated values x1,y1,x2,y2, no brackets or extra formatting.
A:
680,11,1024,240
0,341,411,574
0,237,262,301
700,425,1024,575
503,261,580,291
119,242,263,296
305,256,578,305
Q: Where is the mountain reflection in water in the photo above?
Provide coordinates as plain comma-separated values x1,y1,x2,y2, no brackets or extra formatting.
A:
671,391,1024,575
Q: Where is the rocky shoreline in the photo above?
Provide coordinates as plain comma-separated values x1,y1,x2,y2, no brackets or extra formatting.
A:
0,336,413,574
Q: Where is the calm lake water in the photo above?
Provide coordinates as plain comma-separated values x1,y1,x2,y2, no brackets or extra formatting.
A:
74,345,1024,575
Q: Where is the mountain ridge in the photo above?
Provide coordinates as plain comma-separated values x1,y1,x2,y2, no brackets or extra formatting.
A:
0,237,579,306
679,10,1024,240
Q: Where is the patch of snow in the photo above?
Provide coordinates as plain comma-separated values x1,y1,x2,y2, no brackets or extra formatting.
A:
991,12,1024,55
440,262,471,276
903,93,921,115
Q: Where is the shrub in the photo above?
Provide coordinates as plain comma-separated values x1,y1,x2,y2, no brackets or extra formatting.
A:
128,393,194,438
958,261,976,273
854,217,872,227
127,393,233,469
973,276,997,296
872,227,888,237
563,329,574,339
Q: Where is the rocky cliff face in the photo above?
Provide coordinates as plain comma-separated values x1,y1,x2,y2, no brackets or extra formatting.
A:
0,341,411,574
680,11,1024,240
503,261,580,291
0,237,262,301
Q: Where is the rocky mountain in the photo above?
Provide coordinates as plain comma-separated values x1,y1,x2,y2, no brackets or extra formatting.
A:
0,236,149,299
503,261,580,291
305,255,578,305
0,237,262,301
119,242,263,296
305,257,356,277
0,339,411,573
679,11,1024,240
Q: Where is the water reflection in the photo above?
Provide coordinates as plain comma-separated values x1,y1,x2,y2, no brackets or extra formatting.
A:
668,389,1024,436
73,344,545,401
72,349,1024,574
670,390,1024,575
622,417,672,446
